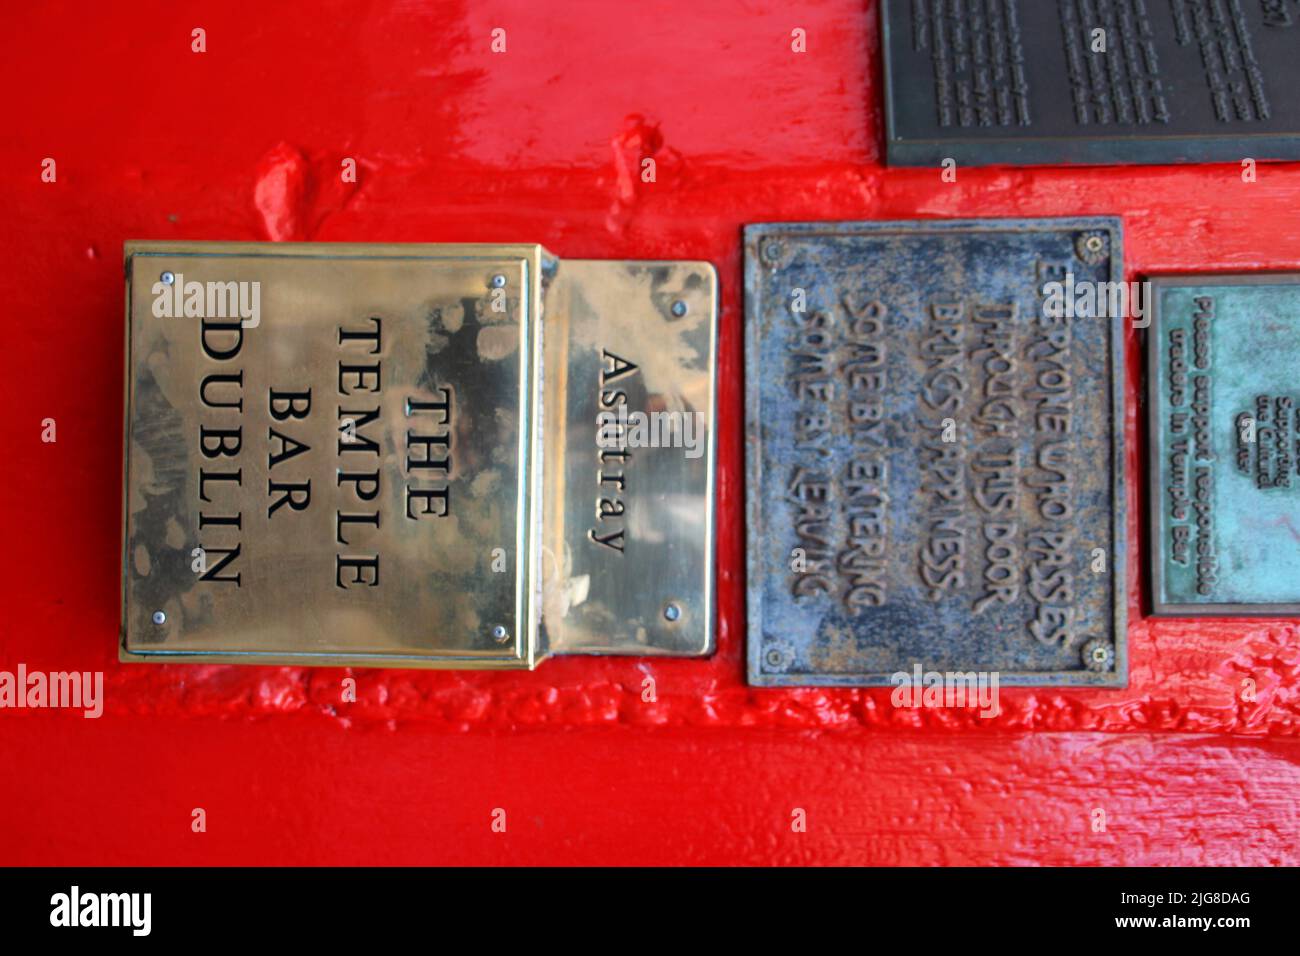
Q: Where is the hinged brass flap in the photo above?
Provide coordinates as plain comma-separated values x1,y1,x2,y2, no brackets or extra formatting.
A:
541,260,717,657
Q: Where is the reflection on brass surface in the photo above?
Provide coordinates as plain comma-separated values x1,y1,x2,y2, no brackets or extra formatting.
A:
120,242,716,668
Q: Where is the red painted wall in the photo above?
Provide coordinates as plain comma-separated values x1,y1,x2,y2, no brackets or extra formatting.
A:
3,0,1299,865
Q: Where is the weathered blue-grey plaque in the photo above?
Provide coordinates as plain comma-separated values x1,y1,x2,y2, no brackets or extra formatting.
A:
1148,273,1300,616
881,0,1300,167
745,218,1127,686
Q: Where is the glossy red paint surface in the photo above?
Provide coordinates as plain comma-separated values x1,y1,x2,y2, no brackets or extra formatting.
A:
3,0,1299,865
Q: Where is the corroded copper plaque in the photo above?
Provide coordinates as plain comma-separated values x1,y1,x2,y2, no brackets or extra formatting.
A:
1147,273,1300,616
745,219,1127,686
121,242,716,668
543,261,718,656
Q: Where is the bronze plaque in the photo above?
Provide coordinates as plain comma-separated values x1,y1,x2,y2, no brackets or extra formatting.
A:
744,219,1127,687
121,242,716,668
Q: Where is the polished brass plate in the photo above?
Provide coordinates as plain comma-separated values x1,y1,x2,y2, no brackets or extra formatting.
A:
120,242,716,669
543,261,717,656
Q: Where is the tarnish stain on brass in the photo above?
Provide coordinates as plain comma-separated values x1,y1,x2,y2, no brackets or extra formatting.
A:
476,324,519,361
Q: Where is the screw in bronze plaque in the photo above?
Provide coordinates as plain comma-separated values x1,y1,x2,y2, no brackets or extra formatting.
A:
490,273,506,288
663,602,681,622
491,625,510,644
1075,231,1109,265
1081,638,1115,673
670,300,688,318
152,610,166,625
160,271,175,285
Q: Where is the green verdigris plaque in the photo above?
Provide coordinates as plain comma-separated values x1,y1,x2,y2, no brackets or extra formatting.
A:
1148,274,1300,616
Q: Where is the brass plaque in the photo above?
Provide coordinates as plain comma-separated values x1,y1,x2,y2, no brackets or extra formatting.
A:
543,261,717,656
121,242,716,668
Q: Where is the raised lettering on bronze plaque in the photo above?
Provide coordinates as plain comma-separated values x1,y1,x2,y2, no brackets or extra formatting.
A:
881,0,1300,167
1148,273,1300,616
745,218,1127,686
121,242,717,668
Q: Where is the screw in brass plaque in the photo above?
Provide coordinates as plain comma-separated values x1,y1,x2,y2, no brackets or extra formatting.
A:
120,242,717,668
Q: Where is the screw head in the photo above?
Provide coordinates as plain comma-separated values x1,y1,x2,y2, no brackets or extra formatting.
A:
663,602,681,622
1081,638,1115,672
491,624,509,643
152,610,166,625
762,239,783,263
160,271,175,285
1075,231,1109,265
763,641,795,673
670,299,688,318
490,274,507,289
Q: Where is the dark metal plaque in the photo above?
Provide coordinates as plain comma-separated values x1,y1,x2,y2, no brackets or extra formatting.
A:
1147,273,1300,616
881,0,1300,167
745,218,1127,686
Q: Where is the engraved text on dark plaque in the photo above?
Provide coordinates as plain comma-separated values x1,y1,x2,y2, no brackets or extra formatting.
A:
881,0,1300,167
